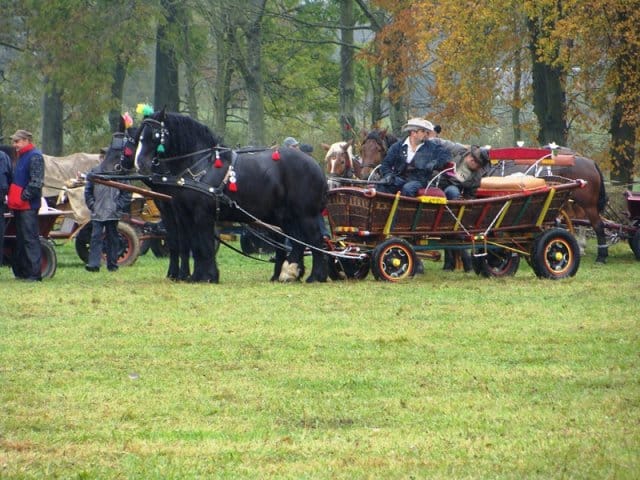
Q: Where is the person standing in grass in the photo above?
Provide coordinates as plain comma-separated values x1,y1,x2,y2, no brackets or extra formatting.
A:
7,130,44,281
84,148,131,272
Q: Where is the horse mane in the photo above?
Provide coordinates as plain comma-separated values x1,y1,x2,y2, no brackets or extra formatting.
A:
153,111,224,153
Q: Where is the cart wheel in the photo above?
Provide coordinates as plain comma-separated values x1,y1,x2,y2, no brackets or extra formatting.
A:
370,238,417,282
139,238,151,255
75,223,91,263
40,238,57,279
75,222,140,266
630,229,640,260
116,221,140,266
531,228,580,279
327,255,370,280
471,248,520,278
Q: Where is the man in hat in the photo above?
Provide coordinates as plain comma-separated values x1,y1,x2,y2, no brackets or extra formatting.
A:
7,129,45,281
283,137,300,149
437,145,490,200
377,117,449,196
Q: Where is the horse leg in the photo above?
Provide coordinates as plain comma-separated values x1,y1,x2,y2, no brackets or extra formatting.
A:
593,218,609,263
278,224,305,282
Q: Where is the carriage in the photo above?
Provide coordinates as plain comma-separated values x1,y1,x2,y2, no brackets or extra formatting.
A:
324,174,586,281
2,207,69,279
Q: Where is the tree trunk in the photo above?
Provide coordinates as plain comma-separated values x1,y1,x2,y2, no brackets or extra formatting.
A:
527,17,567,146
41,79,64,155
339,0,356,141
109,58,127,133
154,0,180,112
609,55,636,186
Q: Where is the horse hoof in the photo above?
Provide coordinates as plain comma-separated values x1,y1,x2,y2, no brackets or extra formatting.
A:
595,258,607,264
278,261,300,282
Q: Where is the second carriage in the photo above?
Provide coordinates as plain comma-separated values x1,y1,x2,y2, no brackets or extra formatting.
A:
324,175,586,281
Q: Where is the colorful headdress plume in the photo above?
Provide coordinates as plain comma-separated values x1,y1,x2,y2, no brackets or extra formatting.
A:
136,103,154,118
122,112,133,129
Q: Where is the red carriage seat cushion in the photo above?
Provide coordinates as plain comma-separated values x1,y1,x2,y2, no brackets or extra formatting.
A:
476,175,547,197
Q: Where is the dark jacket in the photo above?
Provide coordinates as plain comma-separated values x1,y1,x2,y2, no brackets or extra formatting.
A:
0,150,12,205
11,144,44,210
85,166,131,221
380,138,453,186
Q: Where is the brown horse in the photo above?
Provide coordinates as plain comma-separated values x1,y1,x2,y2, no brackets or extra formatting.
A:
359,128,398,180
486,146,609,263
322,140,359,188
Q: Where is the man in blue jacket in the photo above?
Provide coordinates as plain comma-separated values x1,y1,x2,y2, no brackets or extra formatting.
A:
8,130,44,281
378,118,451,196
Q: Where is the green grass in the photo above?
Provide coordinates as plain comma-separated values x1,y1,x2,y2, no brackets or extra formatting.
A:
1,240,639,478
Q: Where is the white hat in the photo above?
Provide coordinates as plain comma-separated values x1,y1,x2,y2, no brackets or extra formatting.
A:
402,118,434,132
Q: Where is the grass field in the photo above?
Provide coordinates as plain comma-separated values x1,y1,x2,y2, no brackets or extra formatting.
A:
1,239,639,478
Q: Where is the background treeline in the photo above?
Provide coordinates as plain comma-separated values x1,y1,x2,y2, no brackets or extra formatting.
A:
0,0,637,184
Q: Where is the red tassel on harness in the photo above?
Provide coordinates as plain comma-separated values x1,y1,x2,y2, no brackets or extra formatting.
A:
272,150,280,161
228,168,238,192
213,151,223,168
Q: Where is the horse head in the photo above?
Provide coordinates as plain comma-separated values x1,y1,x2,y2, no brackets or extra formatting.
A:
322,140,356,182
360,128,396,179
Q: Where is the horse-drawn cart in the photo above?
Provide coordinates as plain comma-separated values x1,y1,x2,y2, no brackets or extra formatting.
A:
2,207,70,279
325,176,586,281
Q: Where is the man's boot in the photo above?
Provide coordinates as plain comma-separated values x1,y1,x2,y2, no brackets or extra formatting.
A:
443,249,455,271
461,250,473,272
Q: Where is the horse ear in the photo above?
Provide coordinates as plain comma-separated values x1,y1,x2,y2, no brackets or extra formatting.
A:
117,115,126,133
159,106,167,120
321,143,330,151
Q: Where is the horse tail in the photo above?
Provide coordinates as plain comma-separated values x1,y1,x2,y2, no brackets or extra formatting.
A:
593,160,608,213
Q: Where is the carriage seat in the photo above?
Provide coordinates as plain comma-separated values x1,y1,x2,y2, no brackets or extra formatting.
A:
476,174,547,197
416,186,447,204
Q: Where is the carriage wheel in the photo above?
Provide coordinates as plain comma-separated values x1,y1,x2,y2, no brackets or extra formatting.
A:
74,222,140,266
370,238,416,282
116,222,140,266
39,238,57,279
471,248,520,278
531,228,580,279
629,229,640,260
327,255,370,280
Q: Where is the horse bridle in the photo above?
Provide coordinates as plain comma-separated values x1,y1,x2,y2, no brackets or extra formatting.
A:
360,134,388,172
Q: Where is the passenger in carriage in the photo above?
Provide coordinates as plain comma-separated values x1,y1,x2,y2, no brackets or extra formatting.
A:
436,145,490,200
377,117,449,196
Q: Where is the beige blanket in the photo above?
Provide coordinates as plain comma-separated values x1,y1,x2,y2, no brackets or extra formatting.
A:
43,153,101,198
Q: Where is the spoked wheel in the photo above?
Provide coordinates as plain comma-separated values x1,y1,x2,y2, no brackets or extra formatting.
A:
531,228,580,279
327,254,370,280
471,248,520,278
39,238,58,279
370,238,417,282
75,222,140,266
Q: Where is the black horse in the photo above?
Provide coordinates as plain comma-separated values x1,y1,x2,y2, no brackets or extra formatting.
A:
125,109,328,283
